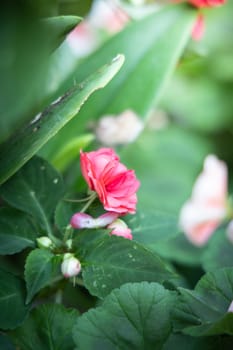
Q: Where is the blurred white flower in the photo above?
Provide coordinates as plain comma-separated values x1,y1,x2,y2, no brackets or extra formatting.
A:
95,109,143,146
179,155,228,246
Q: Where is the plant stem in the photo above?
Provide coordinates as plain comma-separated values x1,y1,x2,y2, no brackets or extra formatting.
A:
80,192,97,213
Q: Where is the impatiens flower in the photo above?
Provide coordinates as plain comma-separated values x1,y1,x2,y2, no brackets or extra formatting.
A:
191,14,205,41
70,212,118,229
179,155,228,246
188,0,225,7
61,253,81,278
107,218,133,240
80,148,140,215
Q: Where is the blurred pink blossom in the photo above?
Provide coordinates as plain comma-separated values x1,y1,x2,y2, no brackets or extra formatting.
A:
70,212,118,229
179,155,228,246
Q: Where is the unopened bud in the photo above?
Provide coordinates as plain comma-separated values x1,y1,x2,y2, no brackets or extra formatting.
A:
37,236,53,249
107,219,132,240
70,212,118,229
228,301,233,313
61,253,81,278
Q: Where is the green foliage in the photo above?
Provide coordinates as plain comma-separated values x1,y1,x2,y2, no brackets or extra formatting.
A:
0,208,37,255
80,236,176,298
174,268,233,336
73,282,177,350
0,269,29,330
12,303,78,350
0,157,64,233
0,55,124,184
25,249,62,304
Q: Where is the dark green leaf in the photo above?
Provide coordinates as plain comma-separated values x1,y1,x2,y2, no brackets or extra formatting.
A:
12,303,78,350
0,269,29,329
202,227,233,271
73,282,177,350
0,54,124,184
0,334,16,350
25,249,62,304
174,268,233,336
0,157,64,234
0,208,37,255
81,236,176,298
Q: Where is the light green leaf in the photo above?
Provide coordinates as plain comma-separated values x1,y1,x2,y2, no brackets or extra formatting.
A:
0,269,29,330
0,157,64,235
174,268,233,336
73,282,177,350
81,236,176,298
0,54,124,184
40,4,196,158
12,303,78,350
0,208,37,255
25,249,62,304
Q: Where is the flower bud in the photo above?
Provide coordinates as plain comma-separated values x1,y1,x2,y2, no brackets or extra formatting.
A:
107,219,133,240
228,300,233,313
61,253,81,278
70,212,118,229
37,236,53,249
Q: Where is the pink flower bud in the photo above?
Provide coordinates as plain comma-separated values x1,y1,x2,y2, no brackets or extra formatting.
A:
70,212,118,229
61,253,81,278
192,14,205,41
188,0,225,8
107,219,133,240
179,155,228,246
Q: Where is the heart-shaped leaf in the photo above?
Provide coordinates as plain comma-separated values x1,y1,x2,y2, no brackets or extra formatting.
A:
73,282,177,350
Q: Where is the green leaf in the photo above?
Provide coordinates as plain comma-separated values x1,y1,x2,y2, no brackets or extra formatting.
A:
0,334,16,350
42,16,82,51
73,282,177,350
174,268,233,336
0,54,124,185
0,269,29,329
25,249,62,304
50,133,94,172
81,236,176,298
12,303,78,350
202,227,233,271
0,208,37,255
0,157,64,235
125,210,179,248
40,4,196,157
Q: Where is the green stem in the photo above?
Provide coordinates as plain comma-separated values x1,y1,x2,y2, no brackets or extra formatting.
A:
80,192,97,213
63,224,73,243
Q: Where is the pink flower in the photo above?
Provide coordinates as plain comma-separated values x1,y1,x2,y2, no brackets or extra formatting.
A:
61,254,81,278
179,155,228,246
188,0,225,7
70,212,118,229
191,14,205,41
227,300,233,313
80,148,140,215
107,219,133,240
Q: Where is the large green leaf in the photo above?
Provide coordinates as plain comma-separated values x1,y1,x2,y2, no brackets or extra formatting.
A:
40,4,196,159
0,334,16,350
80,236,176,298
12,303,78,350
0,269,29,330
73,282,177,350
125,210,179,248
42,16,82,52
25,249,62,304
0,4,81,143
174,268,233,336
202,227,233,272
0,54,124,184
0,157,64,237
0,208,37,255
